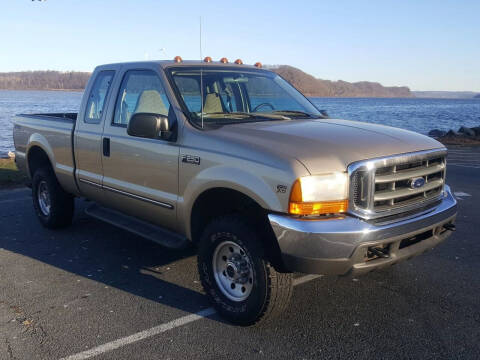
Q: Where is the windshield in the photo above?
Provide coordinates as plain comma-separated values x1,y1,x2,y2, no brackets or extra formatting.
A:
168,67,322,126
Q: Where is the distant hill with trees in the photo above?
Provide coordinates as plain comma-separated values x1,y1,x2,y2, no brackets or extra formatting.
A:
0,71,90,90
270,65,412,97
0,66,413,97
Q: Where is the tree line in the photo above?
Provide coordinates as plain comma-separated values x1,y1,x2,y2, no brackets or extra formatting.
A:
0,67,413,97
0,71,90,90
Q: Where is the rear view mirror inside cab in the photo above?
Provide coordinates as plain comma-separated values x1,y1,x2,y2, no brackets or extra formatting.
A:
223,77,249,83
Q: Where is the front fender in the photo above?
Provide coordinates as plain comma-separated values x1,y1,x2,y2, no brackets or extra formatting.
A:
179,165,288,239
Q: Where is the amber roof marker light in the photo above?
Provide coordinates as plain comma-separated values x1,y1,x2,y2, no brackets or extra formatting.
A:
173,56,183,63
254,62,262,68
220,57,229,63
234,59,243,65
204,56,212,62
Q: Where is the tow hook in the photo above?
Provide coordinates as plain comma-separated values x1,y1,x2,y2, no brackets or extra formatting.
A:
443,223,456,232
368,246,390,259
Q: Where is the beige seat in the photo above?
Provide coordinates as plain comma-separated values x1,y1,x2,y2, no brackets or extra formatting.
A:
203,93,223,113
87,100,97,119
119,90,130,125
134,90,168,115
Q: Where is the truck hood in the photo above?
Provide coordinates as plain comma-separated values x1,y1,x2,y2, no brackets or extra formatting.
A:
214,118,444,174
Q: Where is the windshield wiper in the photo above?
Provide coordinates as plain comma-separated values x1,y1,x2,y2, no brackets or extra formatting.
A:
202,112,290,122
231,112,290,120
271,110,320,118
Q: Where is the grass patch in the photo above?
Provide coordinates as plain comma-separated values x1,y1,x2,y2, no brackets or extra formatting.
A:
438,136,480,146
0,158,28,189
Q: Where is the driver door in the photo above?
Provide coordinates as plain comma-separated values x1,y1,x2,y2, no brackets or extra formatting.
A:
101,68,179,231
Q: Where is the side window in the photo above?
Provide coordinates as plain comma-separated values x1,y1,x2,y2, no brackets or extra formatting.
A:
84,71,114,123
113,70,171,126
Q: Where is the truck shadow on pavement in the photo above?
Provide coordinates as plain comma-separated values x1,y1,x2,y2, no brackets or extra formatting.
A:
1,196,226,323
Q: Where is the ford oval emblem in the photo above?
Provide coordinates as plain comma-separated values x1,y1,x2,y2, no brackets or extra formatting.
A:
410,177,426,189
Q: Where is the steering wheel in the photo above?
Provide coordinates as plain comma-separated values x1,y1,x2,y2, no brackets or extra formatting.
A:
252,102,275,112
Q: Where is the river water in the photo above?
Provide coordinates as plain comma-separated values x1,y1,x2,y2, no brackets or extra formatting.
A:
1,90,479,157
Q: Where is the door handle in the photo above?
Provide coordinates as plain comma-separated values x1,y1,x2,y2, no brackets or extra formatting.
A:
103,137,110,157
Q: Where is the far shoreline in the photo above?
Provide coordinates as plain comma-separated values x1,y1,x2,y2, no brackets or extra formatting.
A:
0,88,83,92
1,89,479,99
1,88,479,99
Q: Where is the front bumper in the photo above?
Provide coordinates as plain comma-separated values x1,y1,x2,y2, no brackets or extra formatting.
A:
268,185,457,276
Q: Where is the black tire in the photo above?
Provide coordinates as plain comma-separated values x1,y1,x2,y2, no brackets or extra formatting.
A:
32,167,74,229
198,215,293,326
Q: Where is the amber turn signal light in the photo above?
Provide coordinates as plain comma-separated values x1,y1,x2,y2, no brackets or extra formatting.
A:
289,200,348,216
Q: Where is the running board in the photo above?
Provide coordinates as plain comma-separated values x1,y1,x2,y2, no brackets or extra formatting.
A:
85,204,188,250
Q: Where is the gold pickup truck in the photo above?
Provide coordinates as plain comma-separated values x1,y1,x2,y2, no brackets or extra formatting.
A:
13,58,457,325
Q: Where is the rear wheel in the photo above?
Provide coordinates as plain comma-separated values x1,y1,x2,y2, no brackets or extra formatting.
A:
198,215,293,326
32,168,74,229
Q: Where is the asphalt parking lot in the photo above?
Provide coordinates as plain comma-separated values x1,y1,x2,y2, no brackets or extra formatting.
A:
1,146,479,360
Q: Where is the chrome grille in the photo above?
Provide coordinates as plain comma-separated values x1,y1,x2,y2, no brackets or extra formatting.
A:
348,149,447,219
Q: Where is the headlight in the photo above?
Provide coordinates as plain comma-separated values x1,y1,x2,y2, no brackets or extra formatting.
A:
289,173,349,216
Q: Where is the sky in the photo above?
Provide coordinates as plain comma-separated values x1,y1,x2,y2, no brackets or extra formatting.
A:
1,0,479,91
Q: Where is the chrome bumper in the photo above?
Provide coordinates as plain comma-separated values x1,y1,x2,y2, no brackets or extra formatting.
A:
268,185,457,276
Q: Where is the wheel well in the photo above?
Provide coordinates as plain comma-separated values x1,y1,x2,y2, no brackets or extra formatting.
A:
190,188,286,271
190,188,263,242
27,146,52,178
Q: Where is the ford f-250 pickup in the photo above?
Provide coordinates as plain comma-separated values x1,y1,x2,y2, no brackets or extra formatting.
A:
13,57,457,325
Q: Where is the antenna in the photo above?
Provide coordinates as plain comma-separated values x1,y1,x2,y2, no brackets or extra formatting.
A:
200,16,204,129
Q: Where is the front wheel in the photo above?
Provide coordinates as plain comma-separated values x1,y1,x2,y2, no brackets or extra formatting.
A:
32,167,74,229
198,215,293,326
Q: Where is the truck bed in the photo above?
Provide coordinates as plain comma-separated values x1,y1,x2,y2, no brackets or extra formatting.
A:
18,112,78,121
13,112,78,195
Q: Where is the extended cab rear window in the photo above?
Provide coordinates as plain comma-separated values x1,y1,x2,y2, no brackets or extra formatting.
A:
84,70,115,124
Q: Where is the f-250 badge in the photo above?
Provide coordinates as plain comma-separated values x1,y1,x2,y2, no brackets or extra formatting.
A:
182,155,201,165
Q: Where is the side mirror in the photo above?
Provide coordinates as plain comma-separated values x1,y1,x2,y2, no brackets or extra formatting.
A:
127,113,172,140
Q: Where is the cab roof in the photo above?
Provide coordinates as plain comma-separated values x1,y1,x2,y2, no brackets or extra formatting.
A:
95,60,266,71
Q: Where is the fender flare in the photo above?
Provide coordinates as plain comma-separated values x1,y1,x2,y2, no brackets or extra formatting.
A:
25,133,56,177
